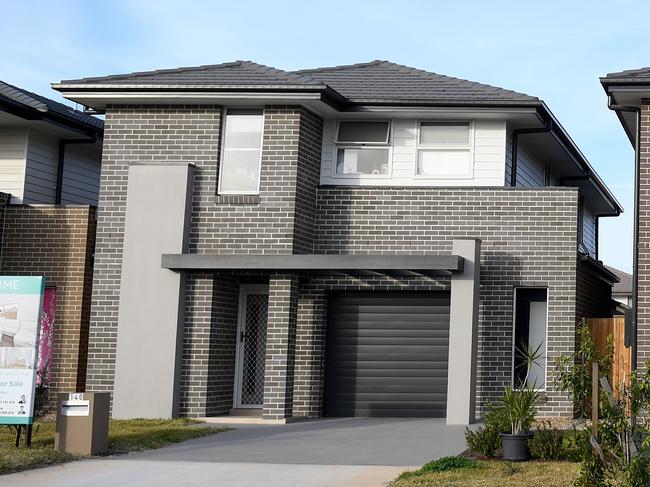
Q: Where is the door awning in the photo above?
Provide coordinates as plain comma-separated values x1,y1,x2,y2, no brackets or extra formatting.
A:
161,253,464,275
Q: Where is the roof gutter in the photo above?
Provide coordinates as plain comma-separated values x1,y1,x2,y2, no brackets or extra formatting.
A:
607,94,640,371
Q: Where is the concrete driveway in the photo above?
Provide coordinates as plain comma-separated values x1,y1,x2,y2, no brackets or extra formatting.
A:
2,418,469,487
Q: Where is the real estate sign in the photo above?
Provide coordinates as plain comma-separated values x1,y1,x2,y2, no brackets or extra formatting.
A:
0,276,44,425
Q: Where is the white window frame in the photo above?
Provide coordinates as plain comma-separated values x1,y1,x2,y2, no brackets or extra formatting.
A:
217,109,265,195
414,120,475,180
335,120,391,145
332,120,393,178
511,286,549,392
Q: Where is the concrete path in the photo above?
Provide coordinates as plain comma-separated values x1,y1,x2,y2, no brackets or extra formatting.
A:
2,418,469,487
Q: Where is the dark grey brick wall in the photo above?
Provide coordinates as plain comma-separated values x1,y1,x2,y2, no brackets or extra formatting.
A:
85,105,223,404
88,101,585,420
263,274,299,420
301,186,580,416
87,104,324,413
293,110,323,254
180,273,239,416
191,106,322,255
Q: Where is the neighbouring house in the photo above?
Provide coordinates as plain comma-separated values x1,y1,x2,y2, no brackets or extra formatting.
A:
0,81,103,400
606,266,633,308
53,61,621,424
601,68,650,371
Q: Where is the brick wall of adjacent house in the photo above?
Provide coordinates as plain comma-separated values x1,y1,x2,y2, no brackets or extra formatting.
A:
637,103,650,369
298,186,580,416
0,205,96,400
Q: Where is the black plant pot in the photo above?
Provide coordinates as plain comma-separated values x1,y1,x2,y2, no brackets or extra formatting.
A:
501,432,533,461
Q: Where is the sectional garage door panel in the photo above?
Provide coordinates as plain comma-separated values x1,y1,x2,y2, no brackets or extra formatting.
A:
324,292,450,418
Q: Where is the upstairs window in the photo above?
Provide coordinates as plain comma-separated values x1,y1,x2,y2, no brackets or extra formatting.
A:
335,121,390,176
417,121,472,178
218,110,264,194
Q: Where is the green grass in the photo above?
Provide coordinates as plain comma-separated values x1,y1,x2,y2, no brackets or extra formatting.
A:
390,460,580,487
0,418,225,475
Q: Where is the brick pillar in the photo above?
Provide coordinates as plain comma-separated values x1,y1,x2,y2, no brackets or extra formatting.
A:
263,274,299,420
292,288,327,418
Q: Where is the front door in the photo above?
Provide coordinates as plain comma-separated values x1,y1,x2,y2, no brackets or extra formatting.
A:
234,285,269,408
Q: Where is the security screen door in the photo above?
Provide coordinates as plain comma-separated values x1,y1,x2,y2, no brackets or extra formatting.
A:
234,285,269,408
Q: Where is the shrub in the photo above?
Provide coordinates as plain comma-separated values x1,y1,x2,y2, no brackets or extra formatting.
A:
465,426,501,458
528,422,564,460
397,456,479,480
465,402,510,457
418,456,478,474
561,427,591,462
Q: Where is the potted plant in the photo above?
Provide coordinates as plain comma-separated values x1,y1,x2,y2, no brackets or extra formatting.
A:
499,341,543,461
500,386,540,460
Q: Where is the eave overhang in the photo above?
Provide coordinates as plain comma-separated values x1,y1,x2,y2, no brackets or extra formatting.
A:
535,101,622,216
0,96,103,137
599,79,650,146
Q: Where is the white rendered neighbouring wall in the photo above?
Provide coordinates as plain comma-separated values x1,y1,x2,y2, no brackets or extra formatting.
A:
320,119,507,186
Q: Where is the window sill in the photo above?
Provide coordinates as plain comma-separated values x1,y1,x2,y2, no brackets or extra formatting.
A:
213,195,261,205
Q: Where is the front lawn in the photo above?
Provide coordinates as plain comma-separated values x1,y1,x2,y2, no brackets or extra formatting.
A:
0,418,225,475
390,457,579,487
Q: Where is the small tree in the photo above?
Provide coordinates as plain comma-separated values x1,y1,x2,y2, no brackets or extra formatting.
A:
578,369,650,487
554,320,612,418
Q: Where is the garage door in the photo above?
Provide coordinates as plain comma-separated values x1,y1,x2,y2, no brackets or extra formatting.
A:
324,291,450,418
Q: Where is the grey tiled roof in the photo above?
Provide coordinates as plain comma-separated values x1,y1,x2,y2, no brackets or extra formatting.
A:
60,61,324,88
57,60,538,106
0,81,103,130
605,265,633,295
294,61,539,105
601,67,650,83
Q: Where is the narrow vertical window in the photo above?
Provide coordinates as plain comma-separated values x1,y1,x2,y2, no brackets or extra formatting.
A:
218,110,264,195
513,288,548,389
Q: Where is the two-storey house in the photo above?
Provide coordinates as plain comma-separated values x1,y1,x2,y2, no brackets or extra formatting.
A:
54,61,620,424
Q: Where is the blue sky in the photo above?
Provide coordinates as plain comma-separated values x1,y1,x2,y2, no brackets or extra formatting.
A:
2,0,645,272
